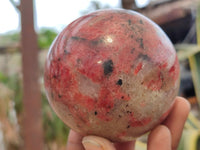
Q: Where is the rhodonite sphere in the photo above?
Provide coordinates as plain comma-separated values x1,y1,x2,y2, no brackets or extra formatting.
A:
44,9,180,142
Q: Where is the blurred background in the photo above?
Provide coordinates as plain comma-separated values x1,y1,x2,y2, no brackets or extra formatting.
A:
0,0,200,150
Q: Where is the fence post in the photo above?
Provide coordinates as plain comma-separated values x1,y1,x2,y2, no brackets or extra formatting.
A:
20,0,44,149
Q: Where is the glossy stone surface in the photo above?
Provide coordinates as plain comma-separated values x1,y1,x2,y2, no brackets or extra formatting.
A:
44,9,180,142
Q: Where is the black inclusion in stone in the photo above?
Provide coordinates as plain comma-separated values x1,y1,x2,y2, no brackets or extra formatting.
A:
139,19,143,24
71,36,86,41
128,19,131,25
64,49,69,54
94,111,98,115
103,59,114,76
138,53,151,61
58,94,62,98
116,79,123,86
131,48,135,54
136,38,144,49
51,92,54,98
53,75,57,79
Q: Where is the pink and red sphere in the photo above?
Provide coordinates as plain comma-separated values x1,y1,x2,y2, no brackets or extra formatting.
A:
44,9,180,142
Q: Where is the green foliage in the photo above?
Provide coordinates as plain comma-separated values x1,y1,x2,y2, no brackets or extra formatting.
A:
0,72,23,114
175,3,200,149
0,28,58,50
8,32,20,41
189,53,200,105
38,28,58,49
0,32,20,46
0,71,69,144
176,44,200,61
0,72,9,83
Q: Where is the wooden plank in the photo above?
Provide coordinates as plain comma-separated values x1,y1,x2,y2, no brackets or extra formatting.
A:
121,0,136,9
20,0,44,149
136,0,198,25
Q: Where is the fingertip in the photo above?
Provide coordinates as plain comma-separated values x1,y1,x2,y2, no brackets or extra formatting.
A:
175,96,191,116
114,140,135,150
167,96,191,126
66,130,85,150
82,136,116,150
148,125,171,150
149,125,171,143
163,97,190,150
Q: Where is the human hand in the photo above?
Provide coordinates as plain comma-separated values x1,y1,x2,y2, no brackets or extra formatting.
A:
66,97,190,150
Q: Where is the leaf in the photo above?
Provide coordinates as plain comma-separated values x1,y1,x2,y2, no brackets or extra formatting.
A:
189,1,200,107
189,53,200,107
135,140,147,150
38,28,58,49
185,112,200,130
175,44,200,61
178,130,200,150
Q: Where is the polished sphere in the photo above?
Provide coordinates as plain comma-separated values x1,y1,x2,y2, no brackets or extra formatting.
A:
44,9,180,142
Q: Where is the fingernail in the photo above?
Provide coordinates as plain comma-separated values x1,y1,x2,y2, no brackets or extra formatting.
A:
82,137,103,150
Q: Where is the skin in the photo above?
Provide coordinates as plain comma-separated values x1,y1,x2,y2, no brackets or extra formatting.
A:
66,97,190,150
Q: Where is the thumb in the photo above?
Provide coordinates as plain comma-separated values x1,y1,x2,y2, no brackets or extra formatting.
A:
82,136,116,150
